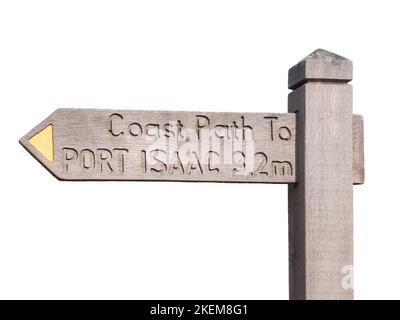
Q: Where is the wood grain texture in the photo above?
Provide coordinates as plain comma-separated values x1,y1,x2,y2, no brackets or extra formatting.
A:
353,115,364,184
288,49,353,90
288,49,354,300
20,109,296,183
18,48,362,301
20,108,364,185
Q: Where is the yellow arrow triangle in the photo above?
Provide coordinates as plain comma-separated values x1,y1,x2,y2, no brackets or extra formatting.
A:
28,124,54,162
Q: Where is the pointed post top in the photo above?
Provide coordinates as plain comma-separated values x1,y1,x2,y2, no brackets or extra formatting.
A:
288,49,353,90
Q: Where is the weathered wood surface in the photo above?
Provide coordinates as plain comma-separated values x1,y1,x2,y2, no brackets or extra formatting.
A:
353,115,365,184
288,48,353,90
19,48,363,301
20,108,364,184
20,109,297,183
288,49,354,300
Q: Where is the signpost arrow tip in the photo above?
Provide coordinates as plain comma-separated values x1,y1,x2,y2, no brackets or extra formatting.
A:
19,112,58,179
26,124,54,162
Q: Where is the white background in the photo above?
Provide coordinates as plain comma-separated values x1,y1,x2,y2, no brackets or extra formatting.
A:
0,0,399,300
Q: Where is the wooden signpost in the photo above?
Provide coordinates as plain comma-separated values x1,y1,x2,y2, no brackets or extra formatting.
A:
20,49,364,300
20,109,297,182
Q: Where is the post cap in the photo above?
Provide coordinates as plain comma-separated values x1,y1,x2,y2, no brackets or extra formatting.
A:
288,49,352,90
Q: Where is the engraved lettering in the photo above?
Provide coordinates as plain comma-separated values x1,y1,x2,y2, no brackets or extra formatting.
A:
196,115,210,139
163,123,175,138
233,151,246,175
278,126,291,140
215,125,229,139
142,150,147,173
177,120,185,139
168,151,185,174
109,113,124,136
146,124,160,138
61,147,129,175
149,149,167,173
230,121,239,139
241,116,254,140
272,161,293,176
62,147,78,172
113,148,128,173
81,149,95,170
254,152,268,175
264,116,278,141
208,151,220,173
187,151,203,175
55,111,296,182
128,122,143,136
97,148,113,173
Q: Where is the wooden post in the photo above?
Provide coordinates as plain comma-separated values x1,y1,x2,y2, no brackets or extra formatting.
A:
288,49,354,299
